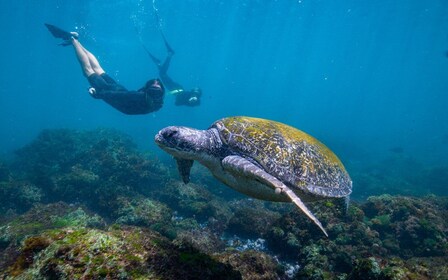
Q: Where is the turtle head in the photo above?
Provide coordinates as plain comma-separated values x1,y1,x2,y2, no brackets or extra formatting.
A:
155,126,212,158
155,126,219,183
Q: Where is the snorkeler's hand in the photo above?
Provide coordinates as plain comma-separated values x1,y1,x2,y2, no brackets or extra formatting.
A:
88,87,99,98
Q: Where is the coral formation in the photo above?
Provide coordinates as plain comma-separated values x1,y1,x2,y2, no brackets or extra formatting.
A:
226,200,281,239
10,129,168,217
1,128,447,279
217,250,282,280
264,196,448,279
2,226,240,279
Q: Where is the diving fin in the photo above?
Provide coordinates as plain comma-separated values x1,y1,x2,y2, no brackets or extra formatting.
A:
160,31,175,55
44,23,75,40
141,43,162,65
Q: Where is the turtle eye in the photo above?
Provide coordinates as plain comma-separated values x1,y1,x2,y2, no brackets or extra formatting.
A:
165,129,178,139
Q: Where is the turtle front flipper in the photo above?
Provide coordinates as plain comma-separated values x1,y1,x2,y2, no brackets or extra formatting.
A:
222,155,328,237
175,158,194,184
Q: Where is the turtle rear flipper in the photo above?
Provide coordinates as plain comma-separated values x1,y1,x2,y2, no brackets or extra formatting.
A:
222,155,328,237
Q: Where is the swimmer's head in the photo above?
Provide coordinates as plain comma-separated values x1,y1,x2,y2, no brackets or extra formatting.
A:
190,87,202,97
146,79,164,93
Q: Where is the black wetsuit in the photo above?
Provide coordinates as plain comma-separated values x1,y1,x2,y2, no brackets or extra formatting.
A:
88,73,164,115
175,90,201,107
154,55,201,107
157,54,182,92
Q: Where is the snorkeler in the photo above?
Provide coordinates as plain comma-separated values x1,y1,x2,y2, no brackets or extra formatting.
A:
143,34,202,107
45,23,165,115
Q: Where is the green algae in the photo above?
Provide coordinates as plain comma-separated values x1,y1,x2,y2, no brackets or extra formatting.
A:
51,208,105,229
1,127,448,280
370,214,391,227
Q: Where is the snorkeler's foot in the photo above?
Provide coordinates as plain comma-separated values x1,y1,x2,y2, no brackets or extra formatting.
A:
58,32,79,47
69,31,79,39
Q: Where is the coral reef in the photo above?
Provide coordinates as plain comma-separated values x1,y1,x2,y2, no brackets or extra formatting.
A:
264,196,448,279
0,160,42,216
0,202,105,272
11,128,169,217
217,250,282,280
226,200,281,239
0,200,273,279
1,226,241,279
362,195,448,258
175,228,226,255
1,128,447,279
0,180,42,215
152,179,233,228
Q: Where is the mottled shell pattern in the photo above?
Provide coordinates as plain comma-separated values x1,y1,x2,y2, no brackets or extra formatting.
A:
211,116,352,198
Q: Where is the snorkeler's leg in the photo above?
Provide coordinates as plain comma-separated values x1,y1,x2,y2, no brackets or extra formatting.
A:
159,54,183,92
71,38,96,77
79,45,105,75
159,54,173,75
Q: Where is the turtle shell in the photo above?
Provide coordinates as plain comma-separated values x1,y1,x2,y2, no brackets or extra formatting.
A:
211,116,352,198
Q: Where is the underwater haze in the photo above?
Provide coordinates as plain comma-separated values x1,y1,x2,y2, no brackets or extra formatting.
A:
0,0,448,192
2,1,448,279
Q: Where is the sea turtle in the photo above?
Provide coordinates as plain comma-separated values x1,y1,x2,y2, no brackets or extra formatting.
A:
155,116,352,236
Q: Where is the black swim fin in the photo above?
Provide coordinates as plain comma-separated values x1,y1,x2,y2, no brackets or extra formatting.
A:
44,23,73,40
160,31,175,55
141,43,161,65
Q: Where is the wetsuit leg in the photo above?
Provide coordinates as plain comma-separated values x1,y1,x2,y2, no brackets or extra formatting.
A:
159,55,172,74
101,73,118,85
88,74,110,90
88,73,126,92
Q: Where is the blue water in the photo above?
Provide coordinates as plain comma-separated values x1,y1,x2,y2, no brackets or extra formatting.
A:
0,1,447,177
